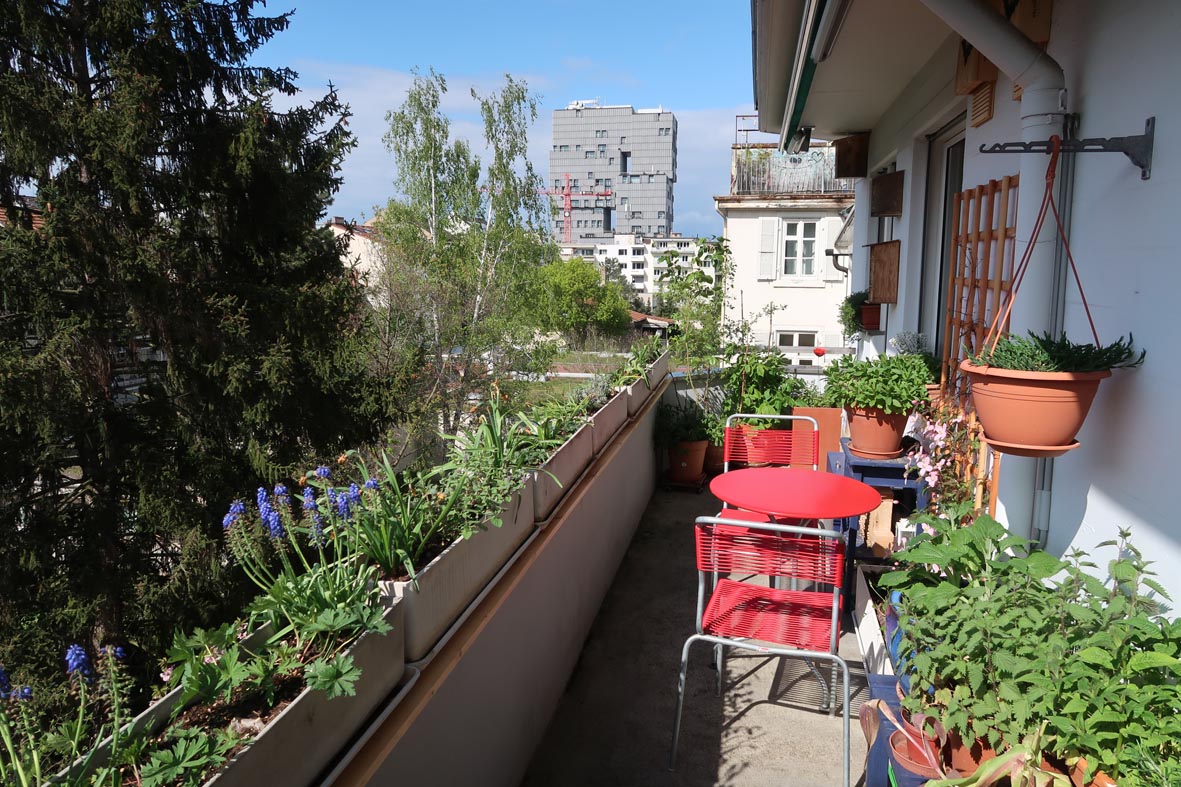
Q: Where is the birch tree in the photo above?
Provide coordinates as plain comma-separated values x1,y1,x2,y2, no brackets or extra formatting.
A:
376,70,554,435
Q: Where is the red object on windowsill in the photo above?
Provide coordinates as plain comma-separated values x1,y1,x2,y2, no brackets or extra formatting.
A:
813,347,827,357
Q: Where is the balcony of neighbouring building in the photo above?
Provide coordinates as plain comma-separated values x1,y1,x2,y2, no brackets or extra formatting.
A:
730,115,854,197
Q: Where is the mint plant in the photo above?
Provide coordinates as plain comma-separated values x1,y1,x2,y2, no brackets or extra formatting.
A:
823,354,932,414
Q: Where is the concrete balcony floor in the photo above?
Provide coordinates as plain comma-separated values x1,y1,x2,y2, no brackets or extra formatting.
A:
523,487,869,787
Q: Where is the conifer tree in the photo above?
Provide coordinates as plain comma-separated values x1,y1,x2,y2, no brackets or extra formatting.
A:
0,0,383,697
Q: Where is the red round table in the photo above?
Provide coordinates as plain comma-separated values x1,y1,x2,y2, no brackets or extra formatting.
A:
709,467,881,520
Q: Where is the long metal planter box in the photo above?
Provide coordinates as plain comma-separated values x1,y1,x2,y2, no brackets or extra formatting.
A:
385,477,536,662
590,391,627,455
533,424,593,523
204,603,406,787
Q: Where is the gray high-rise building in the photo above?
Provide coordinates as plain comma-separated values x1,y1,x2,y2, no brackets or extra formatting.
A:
548,100,677,244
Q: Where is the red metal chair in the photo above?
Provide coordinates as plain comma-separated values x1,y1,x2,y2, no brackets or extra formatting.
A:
669,516,851,787
722,413,821,474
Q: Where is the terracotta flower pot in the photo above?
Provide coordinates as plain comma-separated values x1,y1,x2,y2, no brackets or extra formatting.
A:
1067,756,1117,787
861,303,882,332
959,359,1110,457
704,443,724,475
667,440,708,482
925,383,942,404
900,714,941,768
888,730,943,784
946,729,997,776
846,407,908,459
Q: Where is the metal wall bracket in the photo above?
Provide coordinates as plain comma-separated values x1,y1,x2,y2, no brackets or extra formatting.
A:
978,116,1155,180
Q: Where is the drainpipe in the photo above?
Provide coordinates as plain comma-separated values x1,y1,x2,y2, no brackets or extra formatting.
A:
917,0,1067,542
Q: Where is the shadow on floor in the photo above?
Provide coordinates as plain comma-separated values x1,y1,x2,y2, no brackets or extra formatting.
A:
521,488,869,787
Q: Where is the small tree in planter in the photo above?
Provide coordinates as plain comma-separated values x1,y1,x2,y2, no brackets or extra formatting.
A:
824,354,931,459
961,332,1144,458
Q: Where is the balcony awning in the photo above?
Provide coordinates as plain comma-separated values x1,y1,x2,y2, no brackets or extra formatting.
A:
752,0,953,151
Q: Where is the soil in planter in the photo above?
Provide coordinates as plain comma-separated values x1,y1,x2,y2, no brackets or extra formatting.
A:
175,671,306,750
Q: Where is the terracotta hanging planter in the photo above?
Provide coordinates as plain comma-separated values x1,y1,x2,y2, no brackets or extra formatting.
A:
959,359,1110,458
846,406,908,459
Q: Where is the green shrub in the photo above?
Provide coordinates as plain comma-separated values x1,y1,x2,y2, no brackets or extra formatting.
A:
823,354,932,414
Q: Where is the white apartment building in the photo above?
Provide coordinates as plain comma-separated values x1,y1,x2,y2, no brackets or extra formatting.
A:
715,136,855,367
560,233,704,308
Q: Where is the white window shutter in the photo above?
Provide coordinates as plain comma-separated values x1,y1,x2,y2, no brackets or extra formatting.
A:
757,217,778,280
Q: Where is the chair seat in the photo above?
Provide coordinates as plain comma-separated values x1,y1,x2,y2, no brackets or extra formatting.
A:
702,578,838,652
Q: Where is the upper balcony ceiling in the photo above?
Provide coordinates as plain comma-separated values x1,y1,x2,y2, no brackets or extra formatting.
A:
753,0,953,144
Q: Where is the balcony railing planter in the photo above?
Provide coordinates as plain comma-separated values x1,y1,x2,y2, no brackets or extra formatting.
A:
589,390,627,455
622,376,653,416
383,476,535,662
202,603,406,787
532,423,592,523
51,625,276,785
646,350,669,389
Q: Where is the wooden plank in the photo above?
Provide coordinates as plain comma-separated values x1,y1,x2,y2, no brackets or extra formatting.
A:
940,190,964,391
834,133,870,179
871,170,905,217
975,180,997,350
868,240,901,304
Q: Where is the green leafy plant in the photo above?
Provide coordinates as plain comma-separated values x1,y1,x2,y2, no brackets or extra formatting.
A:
838,290,872,337
969,332,1145,372
304,654,362,700
823,354,932,414
883,513,1181,785
140,727,239,787
655,402,709,447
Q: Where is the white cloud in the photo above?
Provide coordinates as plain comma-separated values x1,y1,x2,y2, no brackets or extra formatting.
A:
279,60,752,239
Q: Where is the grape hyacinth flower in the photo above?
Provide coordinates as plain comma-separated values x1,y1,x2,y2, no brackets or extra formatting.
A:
256,487,283,539
65,644,91,676
348,483,361,504
303,488,326,545
315,466,331,479
274,483,290,507
222,499,245,530
363,478,379,491
336,492,352,522
17,686,32,701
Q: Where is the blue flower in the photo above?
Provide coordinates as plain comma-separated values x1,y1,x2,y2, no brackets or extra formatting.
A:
336,493,351,521
112,646,126,661
256,488,283,539
315,466,331,479
222,499,246,530
302,488,318,511
363,478,379,491
65,644,90,676
348,483,361,504
17,686,32,701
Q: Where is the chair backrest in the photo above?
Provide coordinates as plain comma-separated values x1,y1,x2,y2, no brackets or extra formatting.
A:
722,414,820,472
694,516,845,586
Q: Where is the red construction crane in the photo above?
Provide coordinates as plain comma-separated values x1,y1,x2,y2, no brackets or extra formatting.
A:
539,173,613,244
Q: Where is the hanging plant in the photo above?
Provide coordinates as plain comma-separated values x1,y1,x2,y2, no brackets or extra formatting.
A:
963,137,1145,458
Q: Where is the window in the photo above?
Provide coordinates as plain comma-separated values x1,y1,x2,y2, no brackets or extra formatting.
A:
585,151,595,159
632,248,644,255
631,225,642,233
630,211,642,219
552,145,557,151
632,261,645,269
558,145,569,152
631,274,644,283
575,144,581,150
657,211,665,219
777,331,820,365
553,179,561,188
572,179,579,188
599,152,606,159
595,129,607,138
783,221,818,276
608,157,614,165
620,136,626,144
604,178,612,187
618,248,628,255
588,171,594,178
619,197,629,210
648,175,655,183
597,144,606,153
656,225,665,235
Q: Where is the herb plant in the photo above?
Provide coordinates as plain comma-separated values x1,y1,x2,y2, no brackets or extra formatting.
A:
823,354,932,414
838,290,871,337
655,402,709,447
969,332,1145,372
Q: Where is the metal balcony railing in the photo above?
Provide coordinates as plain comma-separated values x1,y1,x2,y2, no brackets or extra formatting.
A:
732,145,854,196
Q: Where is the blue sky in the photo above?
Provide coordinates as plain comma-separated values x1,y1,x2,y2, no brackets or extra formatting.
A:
253,1,760,237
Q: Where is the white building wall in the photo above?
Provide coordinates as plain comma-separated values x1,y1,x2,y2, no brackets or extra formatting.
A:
560,233,704,307
719,202,851,367
850,1,1181,600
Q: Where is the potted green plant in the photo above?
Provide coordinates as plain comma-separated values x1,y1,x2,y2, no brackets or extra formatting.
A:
824,354,931,458
655,401,709,483
518,398,593,524
960,332,1144,458
839,290,878,336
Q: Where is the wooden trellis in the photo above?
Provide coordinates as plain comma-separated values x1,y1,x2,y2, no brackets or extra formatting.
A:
935,174,1019,516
